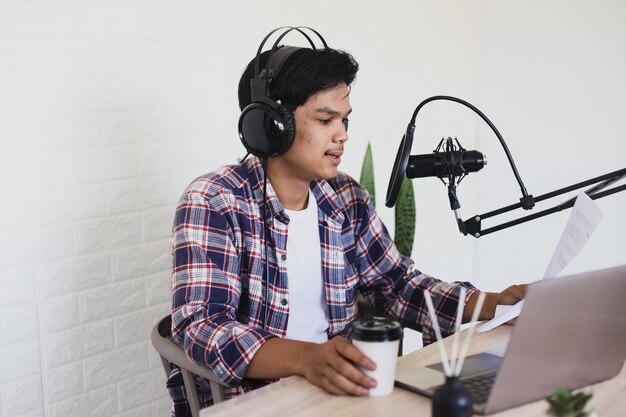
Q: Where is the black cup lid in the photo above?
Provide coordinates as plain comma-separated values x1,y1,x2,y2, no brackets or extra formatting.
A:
352,316,402,342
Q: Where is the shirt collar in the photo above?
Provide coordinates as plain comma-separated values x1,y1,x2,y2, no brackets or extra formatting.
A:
311,179,346,225
245,157,346,225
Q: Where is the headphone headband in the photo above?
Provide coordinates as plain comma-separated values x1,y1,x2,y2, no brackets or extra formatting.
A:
253,26,329,82
251,46,302,104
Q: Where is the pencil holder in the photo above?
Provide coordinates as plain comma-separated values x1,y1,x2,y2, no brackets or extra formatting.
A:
432,376,473,417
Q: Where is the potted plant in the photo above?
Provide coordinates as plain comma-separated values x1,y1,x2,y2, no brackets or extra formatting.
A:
545,388,596,417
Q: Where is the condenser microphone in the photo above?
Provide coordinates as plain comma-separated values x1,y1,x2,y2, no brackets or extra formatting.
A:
406,149,486,179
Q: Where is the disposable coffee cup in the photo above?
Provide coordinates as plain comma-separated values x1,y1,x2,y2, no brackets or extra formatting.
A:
352,316,402,396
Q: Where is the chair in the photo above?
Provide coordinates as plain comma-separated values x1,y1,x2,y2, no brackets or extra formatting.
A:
151,315,228,417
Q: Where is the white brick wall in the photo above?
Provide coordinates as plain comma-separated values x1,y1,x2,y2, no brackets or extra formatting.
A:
1,375,44,416
0,2,226,415
0,341,42,385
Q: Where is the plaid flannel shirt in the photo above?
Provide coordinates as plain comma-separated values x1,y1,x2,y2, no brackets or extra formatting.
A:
168,157,476,412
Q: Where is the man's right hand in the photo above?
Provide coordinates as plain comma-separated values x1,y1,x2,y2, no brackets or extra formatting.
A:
244,336,377,396
300,336,377,396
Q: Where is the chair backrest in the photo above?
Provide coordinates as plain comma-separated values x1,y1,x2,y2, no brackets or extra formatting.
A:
151,315,228,417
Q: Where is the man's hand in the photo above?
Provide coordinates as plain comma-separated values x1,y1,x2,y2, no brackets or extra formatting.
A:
244,336,377,396
496,284,528,307
496,284,528,324
464,284,529,322
301,336,377,396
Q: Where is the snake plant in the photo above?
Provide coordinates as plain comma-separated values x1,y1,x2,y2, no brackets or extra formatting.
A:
359,142,416,258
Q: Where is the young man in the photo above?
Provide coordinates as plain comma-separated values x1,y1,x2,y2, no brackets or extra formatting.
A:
169,30,526,414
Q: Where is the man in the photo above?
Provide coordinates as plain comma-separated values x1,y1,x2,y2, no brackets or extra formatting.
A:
169,28,526,415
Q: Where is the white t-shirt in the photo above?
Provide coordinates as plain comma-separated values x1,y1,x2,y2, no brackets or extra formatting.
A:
283,190,329,343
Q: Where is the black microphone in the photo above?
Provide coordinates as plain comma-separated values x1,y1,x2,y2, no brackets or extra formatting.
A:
386,96,538,236
406,146,487,179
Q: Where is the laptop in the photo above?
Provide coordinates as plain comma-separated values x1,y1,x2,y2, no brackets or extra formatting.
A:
395,264,626,414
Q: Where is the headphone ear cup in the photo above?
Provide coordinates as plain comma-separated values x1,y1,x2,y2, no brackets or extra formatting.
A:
239,101,296,158
272,104,296,153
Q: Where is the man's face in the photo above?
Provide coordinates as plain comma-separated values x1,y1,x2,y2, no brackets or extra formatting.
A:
275,83,352,182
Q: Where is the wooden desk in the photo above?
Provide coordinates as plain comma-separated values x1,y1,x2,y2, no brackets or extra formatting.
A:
201,326,626,417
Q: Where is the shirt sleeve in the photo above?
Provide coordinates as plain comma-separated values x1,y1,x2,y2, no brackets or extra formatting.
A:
353,186,476,346
171,187,278,385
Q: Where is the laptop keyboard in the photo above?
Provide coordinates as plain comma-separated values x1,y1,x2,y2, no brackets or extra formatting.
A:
460,372,497,404
425,371,497,405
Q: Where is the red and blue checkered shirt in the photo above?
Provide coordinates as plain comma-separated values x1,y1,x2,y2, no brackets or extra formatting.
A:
168,157,475,411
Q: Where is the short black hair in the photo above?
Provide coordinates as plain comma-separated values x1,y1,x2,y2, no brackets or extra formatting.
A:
238,47,359,112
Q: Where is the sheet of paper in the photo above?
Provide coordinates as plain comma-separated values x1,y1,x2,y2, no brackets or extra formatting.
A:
494,304,514,316
477,192,603,333
477,301,525,333
543,192,604,279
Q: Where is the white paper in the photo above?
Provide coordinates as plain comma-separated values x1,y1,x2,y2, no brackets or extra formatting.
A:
543,192,603,279
477,301,525,333
477,192,602,333
494,304,514,316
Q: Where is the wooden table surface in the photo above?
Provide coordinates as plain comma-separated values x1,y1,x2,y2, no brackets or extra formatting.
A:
201,325,626,417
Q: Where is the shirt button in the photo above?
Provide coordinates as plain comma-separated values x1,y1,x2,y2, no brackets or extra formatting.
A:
281,299,288,306
281,254,287,261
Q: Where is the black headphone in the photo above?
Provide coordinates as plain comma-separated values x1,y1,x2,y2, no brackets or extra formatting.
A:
238,26,329,158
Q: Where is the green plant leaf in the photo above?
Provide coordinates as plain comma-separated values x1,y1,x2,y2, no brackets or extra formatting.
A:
357,142,376,317
545,388,593,417
570,393,592,412
394,177,415,258
359,142,375,207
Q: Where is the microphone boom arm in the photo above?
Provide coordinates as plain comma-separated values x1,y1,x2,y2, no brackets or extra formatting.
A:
387,95,625,239
462,167,626,238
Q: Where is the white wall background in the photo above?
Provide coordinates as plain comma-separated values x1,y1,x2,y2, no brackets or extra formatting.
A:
1,1,624,416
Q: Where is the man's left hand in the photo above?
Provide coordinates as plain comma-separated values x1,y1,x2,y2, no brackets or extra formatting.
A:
464,284,529,322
